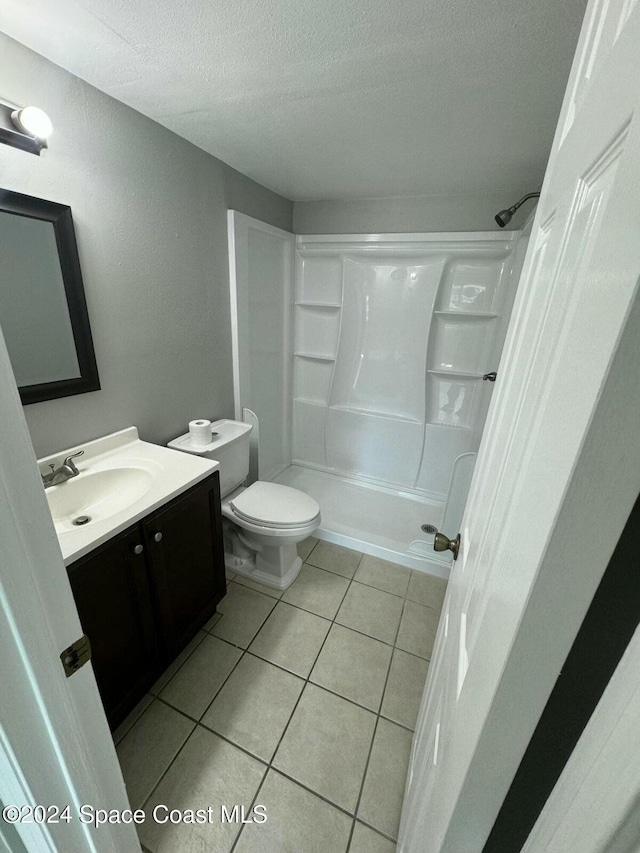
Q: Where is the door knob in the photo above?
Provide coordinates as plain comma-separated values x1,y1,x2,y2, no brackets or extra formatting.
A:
153,532,163,543
434,531,461,560
483,371,497,382
133,544,144,555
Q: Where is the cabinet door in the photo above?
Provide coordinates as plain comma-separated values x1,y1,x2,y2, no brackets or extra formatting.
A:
144,472,226,660
68,526,158,728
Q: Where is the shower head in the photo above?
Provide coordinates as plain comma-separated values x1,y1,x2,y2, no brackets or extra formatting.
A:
495,207,515,228
495,192,540,228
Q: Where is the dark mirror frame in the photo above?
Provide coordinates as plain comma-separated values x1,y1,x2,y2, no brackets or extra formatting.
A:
0,189,100,405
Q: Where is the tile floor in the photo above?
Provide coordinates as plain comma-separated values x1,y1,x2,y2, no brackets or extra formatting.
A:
114,539,447,853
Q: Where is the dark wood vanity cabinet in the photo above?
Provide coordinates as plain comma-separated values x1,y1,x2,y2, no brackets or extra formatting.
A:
67,472,226,729
142,472,226,660
68,525,159,727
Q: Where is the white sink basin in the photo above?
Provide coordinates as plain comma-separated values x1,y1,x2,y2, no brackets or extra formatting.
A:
39,427,219,565
47,467,155,534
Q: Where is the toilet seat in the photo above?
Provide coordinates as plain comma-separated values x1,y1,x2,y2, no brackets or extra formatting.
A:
229,482,320,529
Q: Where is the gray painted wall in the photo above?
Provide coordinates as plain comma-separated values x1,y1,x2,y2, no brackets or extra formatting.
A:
293,191,534,234
0,33,292,458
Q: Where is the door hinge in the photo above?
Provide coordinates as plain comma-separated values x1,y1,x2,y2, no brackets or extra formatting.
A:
60,634,92,677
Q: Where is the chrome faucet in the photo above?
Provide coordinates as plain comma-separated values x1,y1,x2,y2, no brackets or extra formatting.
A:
41,451,84,488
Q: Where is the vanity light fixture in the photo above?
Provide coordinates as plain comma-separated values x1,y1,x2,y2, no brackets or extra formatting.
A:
0,98,52,155
11,106,53,139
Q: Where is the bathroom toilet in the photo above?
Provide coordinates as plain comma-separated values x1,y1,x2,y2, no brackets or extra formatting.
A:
168,419,320,589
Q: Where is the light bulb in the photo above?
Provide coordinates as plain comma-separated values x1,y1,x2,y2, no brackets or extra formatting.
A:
11,106,53,139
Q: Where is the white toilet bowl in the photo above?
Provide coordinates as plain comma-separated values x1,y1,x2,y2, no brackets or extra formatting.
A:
168,420,320,590
222,481,320,589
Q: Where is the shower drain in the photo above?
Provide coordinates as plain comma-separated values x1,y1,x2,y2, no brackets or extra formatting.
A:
73,515,92,526
421,523,438,535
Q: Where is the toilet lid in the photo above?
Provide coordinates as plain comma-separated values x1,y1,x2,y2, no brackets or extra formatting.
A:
230,482,320,529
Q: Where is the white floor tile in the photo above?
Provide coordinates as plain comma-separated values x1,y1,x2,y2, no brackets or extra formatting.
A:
211,582,277,648
354,555,411,598
235,770,352,853
406,571,447,612
282,563,350,619
248,601,331,677
274,683,376,812
116,701,193,809
297,536,318,563
336,582,403,645
381,649,429,730
202,654,304,761
232,574,284,599
139,727,265,853
350,821,396,853
159,634,242,718
310,624,392,711
358,718,413,840
306,540,362,578
113,693,153,745
396,600,439,660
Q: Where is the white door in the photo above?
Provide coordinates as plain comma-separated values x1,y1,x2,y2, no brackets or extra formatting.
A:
0,325,139,851
399,0,640,850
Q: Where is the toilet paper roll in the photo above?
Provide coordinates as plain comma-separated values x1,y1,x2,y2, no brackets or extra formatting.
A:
189,419,212,446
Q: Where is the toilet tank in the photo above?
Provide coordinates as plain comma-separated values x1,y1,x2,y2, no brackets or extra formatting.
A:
167,419,252,498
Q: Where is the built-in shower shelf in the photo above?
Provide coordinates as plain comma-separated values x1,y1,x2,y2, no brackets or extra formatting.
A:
294,352,336,361
434,310,498,319
295,301,342,309
426,421,473,431
427,369,485,379
330,404,423,424
295,396,328,407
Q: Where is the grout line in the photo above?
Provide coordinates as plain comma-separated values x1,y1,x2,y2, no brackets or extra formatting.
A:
262,765,359,819
353,816,399,845
126,543,441,850
137,555,349,820
228,767,270,853
347,818,400,850
262,565,356,759
136,596,283,817
137,707,198,811
188,591,283,723
147,629,209,697
349,575,407,841
345,818,357,853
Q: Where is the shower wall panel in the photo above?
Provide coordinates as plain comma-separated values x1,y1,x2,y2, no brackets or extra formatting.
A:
293,233,521,498
228,211,295,482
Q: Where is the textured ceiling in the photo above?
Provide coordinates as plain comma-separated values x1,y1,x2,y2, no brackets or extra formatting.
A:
0,0,587,201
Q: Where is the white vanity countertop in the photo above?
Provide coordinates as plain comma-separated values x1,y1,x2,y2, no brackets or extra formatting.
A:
39,427,219,566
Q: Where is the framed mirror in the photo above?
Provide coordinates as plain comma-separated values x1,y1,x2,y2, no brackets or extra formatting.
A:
0,189,100,405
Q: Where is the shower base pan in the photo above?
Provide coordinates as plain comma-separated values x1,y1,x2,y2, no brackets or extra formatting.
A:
274,464,449,578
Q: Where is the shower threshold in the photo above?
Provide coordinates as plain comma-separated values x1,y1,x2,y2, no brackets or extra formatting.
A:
274,464,449,577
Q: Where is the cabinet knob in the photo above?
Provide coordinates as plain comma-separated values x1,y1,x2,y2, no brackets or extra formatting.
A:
153,532,163,543
133,544,144,555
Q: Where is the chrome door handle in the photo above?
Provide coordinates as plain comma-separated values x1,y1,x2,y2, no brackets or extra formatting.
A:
434,531,461,560
483,371,497,382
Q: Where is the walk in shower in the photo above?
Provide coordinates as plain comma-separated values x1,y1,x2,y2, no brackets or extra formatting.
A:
228,212,530,576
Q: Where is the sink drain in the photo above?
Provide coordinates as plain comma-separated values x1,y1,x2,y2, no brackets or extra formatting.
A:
73,515,91,526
